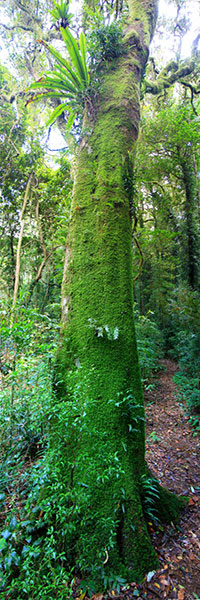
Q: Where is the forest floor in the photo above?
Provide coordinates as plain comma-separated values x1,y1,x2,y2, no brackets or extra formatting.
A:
1,360,200,600
108,358,200,600
71,359,200,600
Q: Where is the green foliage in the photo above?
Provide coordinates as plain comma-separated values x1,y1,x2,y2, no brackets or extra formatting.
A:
1,1,197,591
0,366,131,595
134,99,200,322
167,286,200,374
88,21,124,64
173,373,200,415
166,286,200,427
147,430,161,443
140,474,160,524
49,0,73,29
0,303,63,598
28,28,90,128
188,415,200,436
135,310,164,385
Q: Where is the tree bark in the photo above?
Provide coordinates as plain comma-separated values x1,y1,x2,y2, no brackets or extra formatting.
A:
53,0,184,582
12,173,33,307
180,153,199,289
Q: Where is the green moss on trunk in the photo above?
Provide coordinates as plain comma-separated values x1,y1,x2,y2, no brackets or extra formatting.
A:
52,0,184,584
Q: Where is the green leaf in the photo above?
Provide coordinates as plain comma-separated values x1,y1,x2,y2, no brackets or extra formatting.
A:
61,28,89,84
40,41,73,74
51,0,70,19
30,77,78,95
27,28,90,123
2,529,11,540
0,538,6,551
49,62,83,89
46,103,67,126
66,109,77,131
26,92,73,108
79,32,88,81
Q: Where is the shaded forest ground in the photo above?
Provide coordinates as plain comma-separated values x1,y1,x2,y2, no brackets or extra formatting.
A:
59,359,200,600
72,359,200,600
120,359,200,600
1,360,200,600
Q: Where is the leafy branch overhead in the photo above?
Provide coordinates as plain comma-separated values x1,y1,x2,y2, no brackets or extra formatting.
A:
27,27,90,128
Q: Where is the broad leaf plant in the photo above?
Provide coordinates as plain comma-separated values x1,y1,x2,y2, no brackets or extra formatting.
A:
27,27,90,129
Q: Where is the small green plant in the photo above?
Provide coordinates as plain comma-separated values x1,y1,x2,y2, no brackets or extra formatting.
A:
101,570,127,592
140,474,160,525
189,415,200,436
135,310,164,385
88,21,124,64
147,431,161,443
174,373,200,415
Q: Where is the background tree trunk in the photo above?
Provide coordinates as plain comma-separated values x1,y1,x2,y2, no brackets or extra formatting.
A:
181,153,199,289
12,174,33,307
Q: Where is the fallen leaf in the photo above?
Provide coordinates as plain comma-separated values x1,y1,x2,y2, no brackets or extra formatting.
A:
178,589,185,600
154,582,161,589
160,578,169,586
189,498,195,506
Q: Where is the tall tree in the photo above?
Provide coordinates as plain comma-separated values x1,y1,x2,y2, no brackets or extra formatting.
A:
51,0,184,582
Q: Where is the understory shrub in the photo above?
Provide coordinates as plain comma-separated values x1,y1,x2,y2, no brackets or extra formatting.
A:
88,21,124,65
135,310,164,386
0,303,168,596
0,358,158,596
166,286,200,376
173,373,200,415
166,287,200,427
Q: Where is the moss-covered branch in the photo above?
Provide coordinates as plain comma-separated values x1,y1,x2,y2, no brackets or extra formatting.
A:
143,55,199,97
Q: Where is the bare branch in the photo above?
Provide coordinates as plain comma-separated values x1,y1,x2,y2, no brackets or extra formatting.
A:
180,80,200,115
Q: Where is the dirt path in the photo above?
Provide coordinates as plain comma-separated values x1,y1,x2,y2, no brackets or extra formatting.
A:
144,359,200,600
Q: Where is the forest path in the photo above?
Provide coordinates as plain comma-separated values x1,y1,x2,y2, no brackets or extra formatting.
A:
143,359,200,600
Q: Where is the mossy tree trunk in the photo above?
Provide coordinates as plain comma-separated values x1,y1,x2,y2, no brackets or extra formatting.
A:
53,0,184,582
